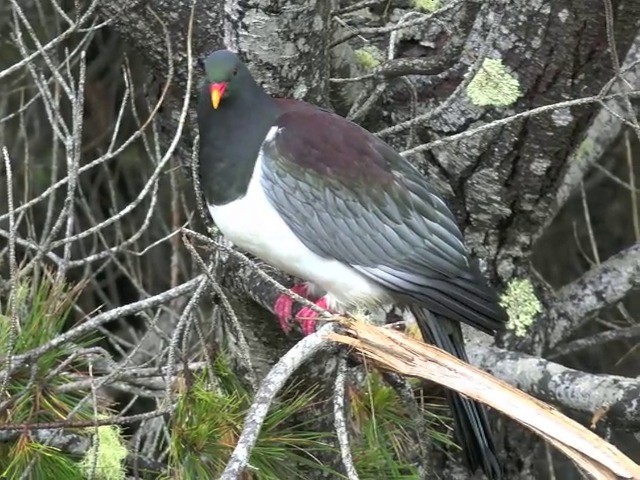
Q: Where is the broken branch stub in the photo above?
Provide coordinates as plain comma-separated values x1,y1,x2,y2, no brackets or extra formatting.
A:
327,318,640,480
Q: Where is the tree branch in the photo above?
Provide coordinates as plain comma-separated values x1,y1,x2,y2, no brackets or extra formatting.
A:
468,344,640,429
333,357,359,480
548,325,640,360
8,275,204,373
538,243,640,351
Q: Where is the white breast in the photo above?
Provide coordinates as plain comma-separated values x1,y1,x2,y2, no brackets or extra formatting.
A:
207,133,389,310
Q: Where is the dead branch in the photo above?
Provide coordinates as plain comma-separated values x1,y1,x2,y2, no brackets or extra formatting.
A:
329,318,640,480
333,356,359,480
548,325,640,360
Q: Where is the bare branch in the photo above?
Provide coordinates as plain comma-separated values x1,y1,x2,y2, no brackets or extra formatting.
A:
541,243,640,350
396,89,640,157
0,408,172,432
0,0,102,82
8,276,204,372
182,236,257,390
334,357,359,480
468,343,640,429
548,325,640,360
0,146,19,399
0,429,90,455
220,323,339,480
330,1,462,48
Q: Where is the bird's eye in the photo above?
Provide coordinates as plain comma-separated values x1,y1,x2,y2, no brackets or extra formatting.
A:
232,67,238,77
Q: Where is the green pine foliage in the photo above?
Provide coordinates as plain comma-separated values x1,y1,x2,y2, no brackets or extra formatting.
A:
0,275,104,479
167,355,337,479
0,278,94,423
349,372,454,479
0,278,83,364
168,360,454,479
1,441,84,480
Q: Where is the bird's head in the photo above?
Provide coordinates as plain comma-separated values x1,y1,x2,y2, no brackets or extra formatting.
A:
202,50,251,109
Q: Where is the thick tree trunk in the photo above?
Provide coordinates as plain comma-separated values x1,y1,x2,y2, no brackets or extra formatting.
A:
101,0,636,278
101,0,331,100
97,0,640,477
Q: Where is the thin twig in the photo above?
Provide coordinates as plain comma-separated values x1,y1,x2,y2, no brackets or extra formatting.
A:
580,182,600,264
0,408,172,432
334,357,359,480
0,0,102,82
625,131,640,241
182,235,257,390
58,50,86,279
0,146,19,399
165,275,209,399
7,276,204,374
331,1,462,48
398,89,640,157
549,325,640,360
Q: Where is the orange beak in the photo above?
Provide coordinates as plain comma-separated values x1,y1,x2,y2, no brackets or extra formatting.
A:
210,82,227,109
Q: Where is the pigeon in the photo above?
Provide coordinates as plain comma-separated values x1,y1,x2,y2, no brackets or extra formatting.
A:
197,49,507,479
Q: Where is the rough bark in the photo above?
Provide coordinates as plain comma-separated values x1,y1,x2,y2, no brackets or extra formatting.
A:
369,0,637,283
100,0,331,101
468,344,640,430
94,0,640,477
97,0,639,313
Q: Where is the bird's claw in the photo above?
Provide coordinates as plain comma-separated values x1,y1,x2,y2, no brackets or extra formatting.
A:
273,283,309,333
273,284,329,335
295,296,329,336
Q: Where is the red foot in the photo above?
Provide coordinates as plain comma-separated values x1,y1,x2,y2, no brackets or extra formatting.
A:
274,284,310,333
295,296,329,336
273,284,331,336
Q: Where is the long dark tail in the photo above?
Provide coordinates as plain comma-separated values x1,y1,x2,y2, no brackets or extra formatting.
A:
411,307,502,480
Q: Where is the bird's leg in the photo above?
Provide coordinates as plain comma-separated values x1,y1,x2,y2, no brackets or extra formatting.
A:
273,283,313,333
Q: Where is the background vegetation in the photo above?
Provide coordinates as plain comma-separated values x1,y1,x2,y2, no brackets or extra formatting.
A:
0,0,639,478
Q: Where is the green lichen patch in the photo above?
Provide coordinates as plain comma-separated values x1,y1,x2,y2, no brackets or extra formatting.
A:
500,279,542,338
576,138,594,158
413,0,441,12
79,423,127,480
466,58,521,107
354,46,382,70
